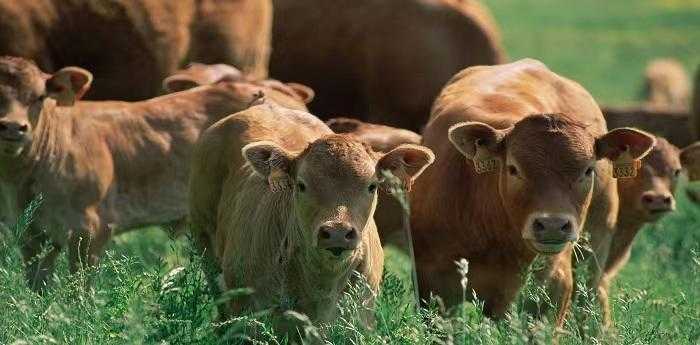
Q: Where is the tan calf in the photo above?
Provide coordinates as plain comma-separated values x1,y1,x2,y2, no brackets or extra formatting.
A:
188,103,434,330
643,58,690,110
0,56,306,290
411,59,655,327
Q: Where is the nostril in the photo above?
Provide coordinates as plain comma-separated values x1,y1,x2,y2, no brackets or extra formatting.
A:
533,219,545,232
0,123,6,131
319,229,331,240
345,229,357,240
662,196,672,205
560,221,572,233
18,124,28,132
642,195,654,205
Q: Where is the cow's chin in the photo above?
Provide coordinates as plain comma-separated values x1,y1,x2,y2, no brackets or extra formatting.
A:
318,247,357,261
524,239,569,255
0,141,27,158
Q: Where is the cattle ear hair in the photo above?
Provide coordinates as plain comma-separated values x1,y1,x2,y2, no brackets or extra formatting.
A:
377,144,435,192
162,76,201,93
285,82,315,104
448,121,507,159
680,141,700,181
242,141,295,192
46,67,93,106
595,127,656,161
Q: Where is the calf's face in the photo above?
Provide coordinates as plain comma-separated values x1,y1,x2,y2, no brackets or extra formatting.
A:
618,138,681,222
449,114,655,255
0,56,91,157
243,135,433,259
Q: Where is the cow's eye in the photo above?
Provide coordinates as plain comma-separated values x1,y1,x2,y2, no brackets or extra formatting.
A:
585,166,595,178
368,183,378,193
297,181,306,192
673,169,681,178
507,165,519,177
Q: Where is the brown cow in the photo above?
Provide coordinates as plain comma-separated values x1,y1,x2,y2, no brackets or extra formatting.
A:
270,0,506,131
188,103,434,331
410,59,655,327
680,141,700,202
643,58,690,110
0,0,271,101
0,56,307,290
593,137,683,327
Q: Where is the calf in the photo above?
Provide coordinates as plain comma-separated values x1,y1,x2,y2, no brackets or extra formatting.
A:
643,58,690,110
411,59,655,327
680,142,700,202
594,137,684,327
188,103,434,330
0,56,307,290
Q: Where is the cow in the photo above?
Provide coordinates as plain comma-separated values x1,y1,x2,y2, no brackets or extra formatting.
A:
187,102,434,333
0,0,272,101
643,58,690,110
680,141,700,203
326,117,422,249
0,56,307,291
270,0,506,131
592,137,687,327
410,59,655,328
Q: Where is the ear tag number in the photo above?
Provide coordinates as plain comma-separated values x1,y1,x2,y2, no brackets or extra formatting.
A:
473,140,498,174
612,147,641,179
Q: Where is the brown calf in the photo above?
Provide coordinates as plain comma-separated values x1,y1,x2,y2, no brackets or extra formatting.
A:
411,59,654,327
188,103,434,331
0,56,306,290
643,58,690,110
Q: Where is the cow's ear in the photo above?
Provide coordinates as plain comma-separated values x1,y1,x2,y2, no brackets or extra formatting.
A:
680,142,700,181
448,121,508,174
596,128,656,161
45,67,93,106
285,82,315,104
326,117,361,133
377,144,435,191
163,75,201,93
242,141,296,192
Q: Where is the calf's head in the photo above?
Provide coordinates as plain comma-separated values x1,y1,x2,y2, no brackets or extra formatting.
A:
680,142,700,203
618,137,681,222
449,114,655,255
243,134,434,258
0,56,92,157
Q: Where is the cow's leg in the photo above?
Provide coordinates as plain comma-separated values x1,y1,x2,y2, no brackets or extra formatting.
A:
526,248,574,330
68,209,110,273
21,224,61,291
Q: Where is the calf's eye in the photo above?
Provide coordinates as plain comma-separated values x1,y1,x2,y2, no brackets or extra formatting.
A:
585,166,595,178
673,169,681,178
368,183,378,193
507,165,519,176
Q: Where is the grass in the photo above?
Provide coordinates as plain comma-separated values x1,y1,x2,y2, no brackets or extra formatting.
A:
2,1,700,344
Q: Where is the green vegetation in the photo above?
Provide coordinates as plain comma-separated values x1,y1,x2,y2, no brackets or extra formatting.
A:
2,1,700,343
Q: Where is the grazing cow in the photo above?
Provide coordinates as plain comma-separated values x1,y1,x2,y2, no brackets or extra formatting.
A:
410,59,655,327
0,56,304,290
0,0,272,101
188,103,434,330
270,0,506,131
592,137,688,327
643,58,690,110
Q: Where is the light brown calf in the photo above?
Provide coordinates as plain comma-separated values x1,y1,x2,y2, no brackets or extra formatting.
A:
188,103,434,331
411,59,655,327
593,137,687,327
643,58,690,110
0,56,307,290
271,0,506,131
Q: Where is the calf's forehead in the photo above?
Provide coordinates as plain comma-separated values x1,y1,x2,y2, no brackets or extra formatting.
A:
298,136,377,183
0,57,46,102
644,138,680,173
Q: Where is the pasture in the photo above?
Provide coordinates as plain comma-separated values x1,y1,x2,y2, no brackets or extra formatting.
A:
1,0,700,344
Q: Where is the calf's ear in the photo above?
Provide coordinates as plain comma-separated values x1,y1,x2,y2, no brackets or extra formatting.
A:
163,75,201,93
46,67,93,106
596,128,656,161
242,141,296,192
448,121,508,174
680,141,700,181
377,144,435,191
285,82,315,104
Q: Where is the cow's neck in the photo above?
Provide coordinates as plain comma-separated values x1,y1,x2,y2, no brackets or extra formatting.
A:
605,207,649,271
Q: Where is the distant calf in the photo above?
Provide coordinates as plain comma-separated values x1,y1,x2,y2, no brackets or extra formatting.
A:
643,58,690,109
0,0,272,101
188,104,434,330
593,137,685,327
680,142,700,202
271,0,506,131
0,57,306,290
411,59,655,327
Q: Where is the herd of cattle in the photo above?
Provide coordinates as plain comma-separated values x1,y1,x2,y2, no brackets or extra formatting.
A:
0,0,699,338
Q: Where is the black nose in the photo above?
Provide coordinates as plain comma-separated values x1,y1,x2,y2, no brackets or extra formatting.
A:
641,192,674,212
317,223,359,256
532,216,572,234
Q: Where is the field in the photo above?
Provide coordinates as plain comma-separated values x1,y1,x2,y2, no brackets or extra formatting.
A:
2,0,700,344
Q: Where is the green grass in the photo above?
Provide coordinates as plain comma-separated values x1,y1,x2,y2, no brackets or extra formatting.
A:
2,1,700,343
484,0,700,105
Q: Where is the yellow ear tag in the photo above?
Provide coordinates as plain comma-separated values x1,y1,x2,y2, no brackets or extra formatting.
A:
612,147,641,179
473,140,498,174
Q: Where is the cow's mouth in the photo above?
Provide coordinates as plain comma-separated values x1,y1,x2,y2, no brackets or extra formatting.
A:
325,247,349,257
526,239,569,255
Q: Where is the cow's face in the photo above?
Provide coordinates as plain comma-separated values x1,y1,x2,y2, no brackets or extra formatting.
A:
449,114,655,255
243,135,434,260
680,142,700,203
618,138,680,222
0,56,92,158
